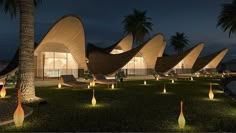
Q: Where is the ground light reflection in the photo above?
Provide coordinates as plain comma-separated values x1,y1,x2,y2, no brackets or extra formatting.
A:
0,95,11,99
4,121,32,131
201,97,223,102
214,90,224,94
78,103,110,109
170,124,196,132
105,88,122,91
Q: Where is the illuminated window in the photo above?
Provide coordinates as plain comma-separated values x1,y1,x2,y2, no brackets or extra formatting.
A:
111,49,147,75
43,52,78,77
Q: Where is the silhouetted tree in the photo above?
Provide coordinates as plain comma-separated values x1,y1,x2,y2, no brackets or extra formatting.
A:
122,9,153,45
0,0,42,103
170,32,189,53
217,0,236,38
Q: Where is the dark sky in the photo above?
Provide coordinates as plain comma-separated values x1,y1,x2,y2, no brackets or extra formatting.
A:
0,0,235,62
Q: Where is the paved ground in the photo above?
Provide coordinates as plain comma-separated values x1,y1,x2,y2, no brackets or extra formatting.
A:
0,98,33,126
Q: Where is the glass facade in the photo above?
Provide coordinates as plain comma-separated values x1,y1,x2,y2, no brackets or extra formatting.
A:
42,52,78,78
111,49,147,75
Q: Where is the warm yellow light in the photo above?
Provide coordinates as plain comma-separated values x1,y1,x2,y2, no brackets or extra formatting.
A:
156,75,159,81
58,82,62,89
1,85,6,98
90,82,93,86
88,85,90,89
91,89,96,106
196,74,199,77
163,84,166,94
92,80,96,87
172,79,174,83
190,77,193,81
221,74,224,78
111,84,114,89
178,101,185,129
209,82,214,100
14,89,24,127
144,80,146,85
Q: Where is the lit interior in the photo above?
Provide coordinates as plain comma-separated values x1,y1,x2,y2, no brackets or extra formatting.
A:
43,52,78,77
111,49,147,75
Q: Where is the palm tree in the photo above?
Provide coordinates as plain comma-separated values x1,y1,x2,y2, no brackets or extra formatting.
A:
122,8,153,45
170,32,189,54
217,0,236,38
0,0,41,103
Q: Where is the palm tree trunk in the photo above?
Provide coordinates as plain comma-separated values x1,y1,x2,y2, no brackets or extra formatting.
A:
17,0,35,103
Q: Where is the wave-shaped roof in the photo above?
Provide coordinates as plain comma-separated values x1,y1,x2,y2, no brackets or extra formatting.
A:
192,48,228,72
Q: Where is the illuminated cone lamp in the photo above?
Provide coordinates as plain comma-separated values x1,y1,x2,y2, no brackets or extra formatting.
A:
163,84,166,94
1,84,6,98
221,74,224,78
178,101,185,129
111,84,114,89
87,84,90,89
91,89,96,106
58,82,62,89
190,77,193,81
156,75,159,81
144,80,146,85
172,79,174,84
90,82,92,86
14,89,25,127
209,82,214,100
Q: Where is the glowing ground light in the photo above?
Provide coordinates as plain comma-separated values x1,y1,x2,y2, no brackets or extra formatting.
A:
178,101,185,129
1,85,6,98
111,84,114,89
156,75,159,81
163,84,166,94
58,82,62,89
209,82,214,100
144,80,146,85
88,85,90,89
190,77,193,81
172,79,175,83
92,80,96,87
13,89,24,127
91,89,96,106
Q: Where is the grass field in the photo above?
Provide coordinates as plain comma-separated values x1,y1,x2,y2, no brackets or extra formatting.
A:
0,77,236,132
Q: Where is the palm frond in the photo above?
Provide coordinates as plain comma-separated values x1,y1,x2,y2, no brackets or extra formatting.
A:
122,9,153,45
217,1,236,38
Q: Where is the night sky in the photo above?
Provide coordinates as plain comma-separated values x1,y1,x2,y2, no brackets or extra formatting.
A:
0,0,235,62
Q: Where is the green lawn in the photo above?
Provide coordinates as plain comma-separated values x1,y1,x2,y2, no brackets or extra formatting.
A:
0,77,236,132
